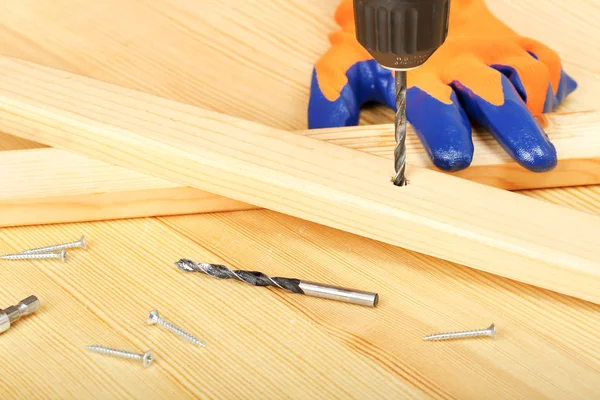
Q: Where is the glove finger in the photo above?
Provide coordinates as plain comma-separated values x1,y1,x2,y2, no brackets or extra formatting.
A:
308,66,360,128
518,38,562,94
406,85,474,171
309,59,397,128
452,68,557,172
490,51,550,115
553,68,578,107
517,38,577,110
495,54,578,113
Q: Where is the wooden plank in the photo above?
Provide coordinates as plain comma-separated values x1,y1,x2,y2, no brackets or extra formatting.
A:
5,110,599,187
2,56,600,304
3,109,600,228
2,0,600,398
522,185,600,215
308,113,600,190
2,211,598,399
0,148,256,227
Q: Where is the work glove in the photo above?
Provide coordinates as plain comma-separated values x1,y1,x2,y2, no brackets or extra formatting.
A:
308,0,577,171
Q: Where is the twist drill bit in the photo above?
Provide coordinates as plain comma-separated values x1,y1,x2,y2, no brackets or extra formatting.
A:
352,0,450,186
176,259,378,307
393,70,408,186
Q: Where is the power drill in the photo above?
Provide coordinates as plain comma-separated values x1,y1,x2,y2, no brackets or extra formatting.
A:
352,0,450,186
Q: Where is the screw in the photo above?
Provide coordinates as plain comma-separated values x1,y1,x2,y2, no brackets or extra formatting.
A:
147,309,205,347
87,345,153,368
1,249,67,262
19,235,86,254
423,323,496,341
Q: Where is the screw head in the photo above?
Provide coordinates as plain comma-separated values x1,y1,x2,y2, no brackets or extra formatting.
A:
59,249,67,263
142,350,154,367
487,323,496,338
147,310,160,325
79,235,87,251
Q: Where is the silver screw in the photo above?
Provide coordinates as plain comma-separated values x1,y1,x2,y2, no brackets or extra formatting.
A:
87,345,153,368
147,309,205,347
19,235,86,255
423,323,496,341
1,249,67,262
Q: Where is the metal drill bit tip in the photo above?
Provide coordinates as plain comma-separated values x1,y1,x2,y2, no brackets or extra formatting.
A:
176,259,379,307
393,70,408,187
423,323,496,341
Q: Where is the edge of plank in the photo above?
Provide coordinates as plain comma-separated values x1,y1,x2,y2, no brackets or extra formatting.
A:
2,56,600,304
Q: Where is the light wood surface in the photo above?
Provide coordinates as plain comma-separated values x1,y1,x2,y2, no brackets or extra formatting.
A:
3,110,599,228
3,56,600,305
0,148,257,227
1,0,600,398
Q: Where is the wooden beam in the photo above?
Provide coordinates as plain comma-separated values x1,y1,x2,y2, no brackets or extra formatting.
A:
2,109,599,188
3,107,600,227
307,112,600,190
2,110,599,228
1,56,600,304
0,148,256,227
4,136,600,228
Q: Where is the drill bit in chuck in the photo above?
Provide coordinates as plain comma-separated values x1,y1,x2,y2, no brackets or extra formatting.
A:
176,259,378,307
393,70,408,187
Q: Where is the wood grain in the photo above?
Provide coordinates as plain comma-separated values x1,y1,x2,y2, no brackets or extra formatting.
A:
1,0,600,398
522,185,600,215
2,56,600,305
0,148,256,227
3,111,600,192
307,113,600,190
2,110,599,228
2,0,598,131
0,209,598,399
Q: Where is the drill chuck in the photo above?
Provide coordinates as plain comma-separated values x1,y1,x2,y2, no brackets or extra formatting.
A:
353,0,450,70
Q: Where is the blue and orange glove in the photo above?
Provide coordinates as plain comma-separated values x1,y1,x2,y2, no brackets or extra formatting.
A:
308,0,577,171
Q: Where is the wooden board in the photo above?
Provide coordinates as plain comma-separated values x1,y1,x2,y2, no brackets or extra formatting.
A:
3,56,600,303
2,110,599,229
1,0,599,398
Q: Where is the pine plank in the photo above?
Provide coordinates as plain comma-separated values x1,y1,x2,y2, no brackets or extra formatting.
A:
0,210,598,399
2,0,600,398
2,56,600,304
2,110,599,228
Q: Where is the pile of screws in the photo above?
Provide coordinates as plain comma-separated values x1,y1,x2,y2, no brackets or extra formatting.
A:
0,235,86,263
87,309,205,368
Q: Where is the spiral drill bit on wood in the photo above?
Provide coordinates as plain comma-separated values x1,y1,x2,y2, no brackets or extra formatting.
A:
176,259,378,307
393,70,408,187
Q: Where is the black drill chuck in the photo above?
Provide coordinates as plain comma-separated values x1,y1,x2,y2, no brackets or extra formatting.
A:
353,0,450,70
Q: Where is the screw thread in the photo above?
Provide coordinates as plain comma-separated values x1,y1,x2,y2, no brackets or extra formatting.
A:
20,236,85,254
157,318,204,346
1,252,62,260
423,324,496,341
87,345,142,360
